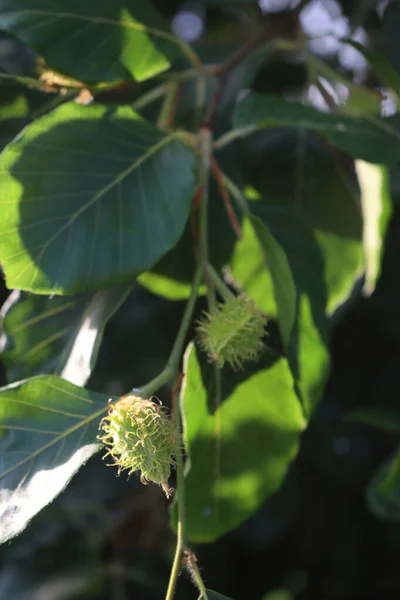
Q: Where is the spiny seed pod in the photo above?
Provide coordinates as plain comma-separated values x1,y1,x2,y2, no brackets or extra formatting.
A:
98,395,175,498
197,296,266,370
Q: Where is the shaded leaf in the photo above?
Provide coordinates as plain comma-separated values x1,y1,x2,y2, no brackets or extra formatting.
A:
0,0,179,83
177,343,305,542
367,447,400,522
0,285,132,385
233,93,400,163
355,161,392,295
0,102,196,294
0,375,114,543
138,144,241,300
231,206,330,417
230,129,363,415
249,213,296,349
0,81,54,150
0,84,29,118
345,408,400,432
0,117,29,152
241,129,363,314
341,38,400,100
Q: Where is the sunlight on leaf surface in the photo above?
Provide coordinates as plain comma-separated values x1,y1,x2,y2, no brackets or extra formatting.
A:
177,343,305,543
0,376,114,543
0,102,196,294
0,286,131,384
0,0,178,83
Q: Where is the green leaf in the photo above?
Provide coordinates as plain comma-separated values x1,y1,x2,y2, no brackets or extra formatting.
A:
341,39,400,100
233,93,400,164
230,129,363,415
178,343,305,543
0,285,132,385
231,206,330,417
367,447,400,522
0,85,29,118
241,129,363,314
248,213,296,349
355,161,392,295
0,375,114,543
345,408,400,432
341,85,382,117
0,102,196,295
0,0,179,83
138,144,241,300
199,591,233,600
0,82,54,150
0,117,29,152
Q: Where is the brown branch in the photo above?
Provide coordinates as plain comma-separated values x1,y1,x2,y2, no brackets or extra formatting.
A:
202,11,300,128
211,156,242,240
202,28,270,128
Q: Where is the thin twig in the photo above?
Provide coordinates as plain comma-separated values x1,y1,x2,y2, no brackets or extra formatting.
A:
191,185,204,255
202,11,300,127
205,264,236,302
158,82,182,129
210,156,242,239
202,27,270,127
140,262,204,398
165,378,186,600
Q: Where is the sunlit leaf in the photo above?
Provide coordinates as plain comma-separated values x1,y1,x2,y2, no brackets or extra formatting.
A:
249,213,296,350
355,161,392,295
230,129,362,415
177,343,305,542
0,285,132,385
139,144,241,300
0,0,179,83
341,38,400,100
0,375,114,543
0,102,196,294
231,206,329,417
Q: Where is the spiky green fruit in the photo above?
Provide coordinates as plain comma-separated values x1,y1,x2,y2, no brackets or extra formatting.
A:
98,395,175,497
197,296,266,370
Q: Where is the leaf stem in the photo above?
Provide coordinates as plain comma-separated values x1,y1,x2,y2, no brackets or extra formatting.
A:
213,126,256,150
158,82,182,129
205,264,236,302
221,173,251,215
131,83,168,113
191,561,209,600
197,128,216,311
197,128,212,265
140,262,204,398
202,21,292,128
165,378,187,600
